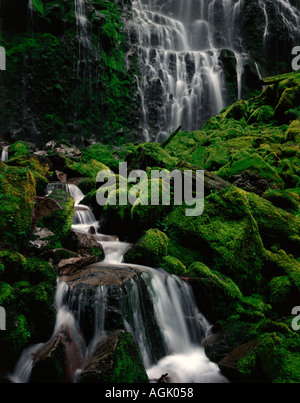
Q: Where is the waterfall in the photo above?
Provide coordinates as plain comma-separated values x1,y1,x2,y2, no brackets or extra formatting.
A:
128,0,300,142
1,146,8,162
9,182,227,383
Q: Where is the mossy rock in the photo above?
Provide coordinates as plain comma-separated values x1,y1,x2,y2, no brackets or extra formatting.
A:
285,119,300,143
81,143,124,172
6,154,51,195
268,276,294,315
80,330,148,383
0,251,56,371
8,141,33,158
165,187,265,294
126,142,178,172
246,192,300,256
262,188,300,213
186,262,243,321
0,164,36,246
255,333,300,383
217,151,285,190
247,105,275,125
161,255,186,276
125,229,169,267
38,189,74,244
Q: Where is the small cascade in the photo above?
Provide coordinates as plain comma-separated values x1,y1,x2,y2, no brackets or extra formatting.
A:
101,241,132,265
46,182,84,205
10,181,227,384
1,146,8,162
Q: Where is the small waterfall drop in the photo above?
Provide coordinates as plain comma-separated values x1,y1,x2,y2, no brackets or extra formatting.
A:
10,182,227,384
1,146,8,162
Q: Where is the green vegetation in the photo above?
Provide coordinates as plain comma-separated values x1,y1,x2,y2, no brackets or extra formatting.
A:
0,0,299,383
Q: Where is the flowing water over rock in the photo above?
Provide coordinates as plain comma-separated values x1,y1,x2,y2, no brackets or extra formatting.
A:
10,183,227,383
1,146,8,162
128,0,300,141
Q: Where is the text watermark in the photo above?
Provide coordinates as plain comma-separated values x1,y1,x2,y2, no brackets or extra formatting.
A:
0,47,6,71
0,306,6,330
96,163,204,217
292,306,300,331
292,46,300,71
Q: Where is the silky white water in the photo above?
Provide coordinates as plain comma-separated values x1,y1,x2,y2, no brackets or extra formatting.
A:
10,182,227,383
128,0,300,142
1,146,8,162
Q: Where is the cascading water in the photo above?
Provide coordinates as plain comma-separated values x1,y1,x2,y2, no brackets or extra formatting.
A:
128,0,300,142
1,145,8,162
10,182,227,383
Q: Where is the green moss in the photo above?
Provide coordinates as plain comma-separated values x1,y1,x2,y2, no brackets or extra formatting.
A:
262,188,300,214
186,262,243,321
125,229,169,267
217,151,284,189
165,187,265,294
38,189,74,245
8,141,32,158
0,251,56,370
256,333,300,383
161,255,186,276
0,165,36,246
109,331,149,383
269,276,293,314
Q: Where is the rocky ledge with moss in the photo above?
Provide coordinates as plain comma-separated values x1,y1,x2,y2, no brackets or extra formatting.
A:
0,72,300,383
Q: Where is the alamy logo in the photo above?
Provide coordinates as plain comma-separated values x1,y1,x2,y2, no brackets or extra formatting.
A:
96,163,205,217
0,47,6,71
291,306,300,331
292,46,300,71
0,306,6,330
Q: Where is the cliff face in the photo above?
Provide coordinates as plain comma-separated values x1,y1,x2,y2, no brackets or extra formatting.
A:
0,0,299,146
0,0,139,146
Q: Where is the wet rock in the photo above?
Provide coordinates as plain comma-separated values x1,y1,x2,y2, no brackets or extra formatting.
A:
31,196,62,232
217,341,261,382
30,324,85,383
72,232,104,260
55,170,68,183
58,256,98,276
60,264,139,289
29,227,56,249
80,330,149,383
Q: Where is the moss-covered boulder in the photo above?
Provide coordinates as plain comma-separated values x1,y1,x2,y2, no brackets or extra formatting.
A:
80,330,149,383
37,189,74,249
186,262,243,321
125,229,169,267
0,251,56,372
165,187,265,294
0,162,36,247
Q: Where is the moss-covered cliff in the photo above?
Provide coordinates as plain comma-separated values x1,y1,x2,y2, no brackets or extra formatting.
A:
0,0,139,146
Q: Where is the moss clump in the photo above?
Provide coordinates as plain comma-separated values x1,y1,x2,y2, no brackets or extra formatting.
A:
165,187,265,294
0,163,36,246
268,276,293,315
0,251,56,371
8,141,32,158
7,154,51,195
262,188,300,214
186,262,243,321
161,256,186,276
255,333,300,383
80,330,148,383
125,229,169,267
37,189,74,247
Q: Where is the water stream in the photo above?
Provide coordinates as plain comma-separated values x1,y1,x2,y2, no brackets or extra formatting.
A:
9,182,227,383
1,146,8,162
